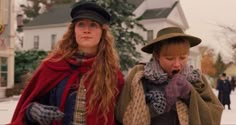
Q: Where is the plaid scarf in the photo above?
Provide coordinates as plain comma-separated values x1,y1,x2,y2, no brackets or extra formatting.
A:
66,51,96,66
144,59,168,84
67,52,96,125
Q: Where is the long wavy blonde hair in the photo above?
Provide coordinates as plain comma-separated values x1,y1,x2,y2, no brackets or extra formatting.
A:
46,22,120,123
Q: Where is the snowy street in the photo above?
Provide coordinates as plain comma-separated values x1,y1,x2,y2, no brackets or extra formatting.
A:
216,89,236,125
0,96,19,125
0,89,236,125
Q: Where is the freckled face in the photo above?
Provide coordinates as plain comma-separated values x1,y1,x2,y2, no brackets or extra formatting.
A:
158,53,189,78
154,42,190,78
74,19,102,54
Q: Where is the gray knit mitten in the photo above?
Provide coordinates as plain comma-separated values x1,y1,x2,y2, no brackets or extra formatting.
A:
146,90,166,115
26,102,64,125
164,74,191,112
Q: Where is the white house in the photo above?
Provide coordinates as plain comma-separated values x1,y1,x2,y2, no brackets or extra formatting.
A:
0,0,16,98
22,0,201,69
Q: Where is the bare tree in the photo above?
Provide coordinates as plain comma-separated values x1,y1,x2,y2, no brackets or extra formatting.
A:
215,24,236,63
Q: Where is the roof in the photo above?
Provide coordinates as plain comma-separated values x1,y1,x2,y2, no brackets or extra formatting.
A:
127,0,144,7
24,1,147,27
24,1,177,27
140,1,178,20
25,1,144,27
25,3,72,27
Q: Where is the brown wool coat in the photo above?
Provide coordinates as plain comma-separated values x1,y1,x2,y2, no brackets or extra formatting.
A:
115,65,223,125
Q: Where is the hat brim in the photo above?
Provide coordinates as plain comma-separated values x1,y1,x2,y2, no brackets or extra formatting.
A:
72,15,107,24
141,33,201,54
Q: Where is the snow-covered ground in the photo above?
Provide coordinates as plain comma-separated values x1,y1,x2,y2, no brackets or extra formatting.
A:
0,96,19,125
0,90,236,125
216,89,236,125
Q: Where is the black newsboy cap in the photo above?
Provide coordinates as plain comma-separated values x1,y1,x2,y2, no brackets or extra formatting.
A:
70,1,111,24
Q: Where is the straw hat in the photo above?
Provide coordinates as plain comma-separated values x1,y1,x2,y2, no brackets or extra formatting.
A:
141,27,201,54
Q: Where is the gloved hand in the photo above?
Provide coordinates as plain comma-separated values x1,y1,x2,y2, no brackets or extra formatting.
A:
26,102,64,125
164,74,192,111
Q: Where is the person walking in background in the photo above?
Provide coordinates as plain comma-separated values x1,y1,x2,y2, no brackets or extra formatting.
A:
217,73,232,110
10,1,124,125
115,27,223,125
231,76,236,91
216,75,223,102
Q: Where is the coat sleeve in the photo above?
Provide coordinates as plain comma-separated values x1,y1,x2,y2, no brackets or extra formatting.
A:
188,75,224,125
10,62,70,125
115,65,144,123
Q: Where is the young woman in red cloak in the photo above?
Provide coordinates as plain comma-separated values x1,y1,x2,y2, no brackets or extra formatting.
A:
11,1,124,125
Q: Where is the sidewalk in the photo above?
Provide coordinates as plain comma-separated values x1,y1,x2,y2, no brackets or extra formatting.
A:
217,89,236,125
0,96,19,124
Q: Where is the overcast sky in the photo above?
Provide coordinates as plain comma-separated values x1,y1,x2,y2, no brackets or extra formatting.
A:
180,0,236,62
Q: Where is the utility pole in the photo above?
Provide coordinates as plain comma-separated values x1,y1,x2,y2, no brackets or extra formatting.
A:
8,0,15,89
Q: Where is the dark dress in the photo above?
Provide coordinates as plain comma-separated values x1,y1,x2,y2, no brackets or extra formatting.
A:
217,79,231,105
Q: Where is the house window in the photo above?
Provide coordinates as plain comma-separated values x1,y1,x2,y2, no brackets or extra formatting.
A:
0,57,7,87
33,35,39,49
51,34,57,49
147,30,153,41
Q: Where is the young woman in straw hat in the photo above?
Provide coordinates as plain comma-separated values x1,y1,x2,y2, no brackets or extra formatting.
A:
115,27,223,125
11,1,124,125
